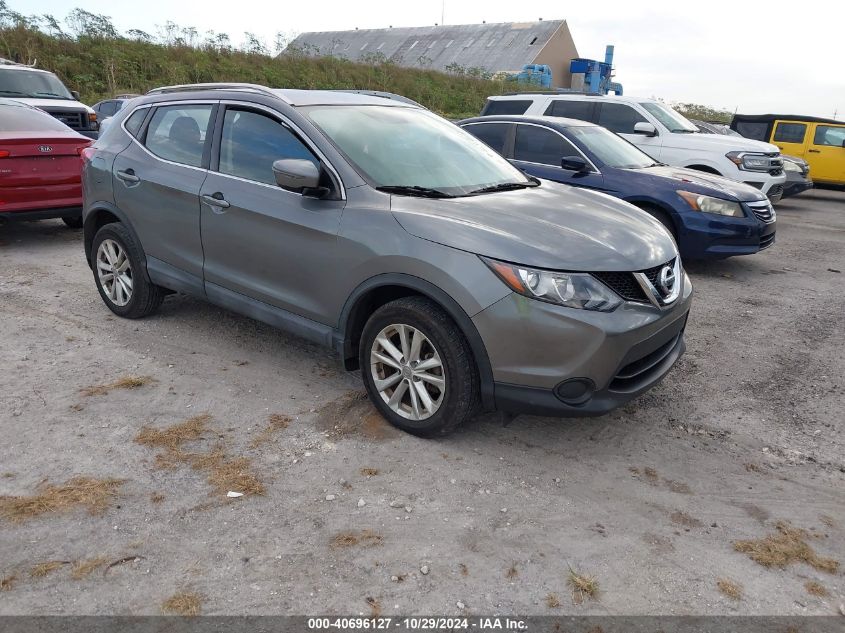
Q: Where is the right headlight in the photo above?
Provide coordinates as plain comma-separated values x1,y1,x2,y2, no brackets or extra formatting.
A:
481,257,622,312
782,159,802,173
726,151,771,172
677,191,745,217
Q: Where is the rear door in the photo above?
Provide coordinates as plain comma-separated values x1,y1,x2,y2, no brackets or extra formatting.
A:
112,102,216,286
509,123,604,190
806,123,845,184
771,120,809,159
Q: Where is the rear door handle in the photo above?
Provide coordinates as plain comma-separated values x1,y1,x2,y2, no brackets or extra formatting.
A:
807,149,821,153
201,193,230,209
115,169,140,183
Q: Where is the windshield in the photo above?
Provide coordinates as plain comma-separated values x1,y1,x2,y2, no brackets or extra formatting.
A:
0,69,74,100
568,126,656,169
304,105,531,196
640,102,698,133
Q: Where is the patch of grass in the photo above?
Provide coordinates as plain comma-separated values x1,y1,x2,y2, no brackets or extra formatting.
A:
330,530,384,549
1,574,16,591
360,468,380,477
744,463,764,473
82,375,154,397
459,563,468,576
819,515,836,529
717,578,743,600
671,511,703,528
2,473,14,478
804,580,828,597
643,467,659,480
249,413,291,448
366,596,381,618
205,455,265,496
71,556,109,580
567,567,599,604
150,493,165,503
545,593,561,608
505,564,518,579
734,521,839,573
30,561,69,578
162,591,203,616
0,477,123,523
135,414,210,450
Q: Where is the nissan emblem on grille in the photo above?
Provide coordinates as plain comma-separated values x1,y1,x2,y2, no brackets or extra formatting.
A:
38,145,53,153
657,265,676,298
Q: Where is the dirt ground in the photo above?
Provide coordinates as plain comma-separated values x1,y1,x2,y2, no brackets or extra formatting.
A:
1,189,843,616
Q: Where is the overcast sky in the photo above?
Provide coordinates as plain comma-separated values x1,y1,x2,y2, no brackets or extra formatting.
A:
19,0,845,118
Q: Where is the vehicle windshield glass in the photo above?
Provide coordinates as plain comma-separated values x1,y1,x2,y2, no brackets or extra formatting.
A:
0,69,74,99
640,102,698,133
304,105,531,196
568,126,656,169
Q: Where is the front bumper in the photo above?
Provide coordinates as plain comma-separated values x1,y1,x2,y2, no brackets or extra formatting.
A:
675,202,776,259
473,276,693,417
782,174,813,200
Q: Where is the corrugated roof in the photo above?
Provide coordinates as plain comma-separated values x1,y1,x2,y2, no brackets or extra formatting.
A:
285,20,566,75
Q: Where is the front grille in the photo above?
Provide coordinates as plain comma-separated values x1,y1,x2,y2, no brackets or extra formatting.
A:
43,110,84,130
759,232,776,250
748,200,775,223
592,259,675,304
609,330,683,392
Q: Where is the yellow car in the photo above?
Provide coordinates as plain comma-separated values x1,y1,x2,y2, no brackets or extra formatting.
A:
731,114,845,186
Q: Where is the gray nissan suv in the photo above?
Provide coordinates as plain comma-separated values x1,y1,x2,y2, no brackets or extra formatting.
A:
81,83,692,437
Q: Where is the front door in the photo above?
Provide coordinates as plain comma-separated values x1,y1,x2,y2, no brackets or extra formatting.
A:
509,123,605,191
771,120,809,159
199,105,345,324
806,123,845,184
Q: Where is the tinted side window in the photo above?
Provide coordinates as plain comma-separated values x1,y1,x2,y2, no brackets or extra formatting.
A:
481,99,531,115
124,108,147,137
596,103,647,134
463,122,509,154
813,125,845,147
219,109,318,185
513,125,578,166
733,121,769,141
544,99,594,122
144,104,213,168
773,122,806,144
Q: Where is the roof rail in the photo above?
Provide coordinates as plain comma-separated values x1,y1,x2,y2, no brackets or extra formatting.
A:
331,89,424,108
499,89,598,96
146,83,287,101
0,57,37,67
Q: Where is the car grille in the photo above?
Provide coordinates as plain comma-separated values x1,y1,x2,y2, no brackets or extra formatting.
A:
760,232,776,250
592,259,676,304
609,329,684,392
43,110,85,130
749,199,776,222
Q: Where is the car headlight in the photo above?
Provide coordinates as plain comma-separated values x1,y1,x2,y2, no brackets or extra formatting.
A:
726,151,772,172
481,257,622,312
782,159,801,173
677,191,745,217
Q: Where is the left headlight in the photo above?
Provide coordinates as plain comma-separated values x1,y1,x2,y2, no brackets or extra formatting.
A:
782,159,802,173
481,257,622,312
677,191,745,217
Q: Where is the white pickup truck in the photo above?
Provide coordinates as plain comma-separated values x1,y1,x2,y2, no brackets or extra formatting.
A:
482,93,787,202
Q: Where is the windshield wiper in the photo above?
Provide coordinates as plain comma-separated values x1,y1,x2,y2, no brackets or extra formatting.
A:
376,185,454,198
31,92,67,98
0,90,25,95
468,180,538,195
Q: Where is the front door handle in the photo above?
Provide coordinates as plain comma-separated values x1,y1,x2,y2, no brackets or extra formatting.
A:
807,149,821,153
201,193,230,209
115,169,140,183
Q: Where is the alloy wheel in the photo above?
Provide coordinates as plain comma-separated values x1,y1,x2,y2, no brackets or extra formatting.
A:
370,323,446,420
96,238,133,307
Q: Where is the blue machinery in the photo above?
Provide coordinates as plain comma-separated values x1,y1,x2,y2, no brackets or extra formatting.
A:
569,45,623,95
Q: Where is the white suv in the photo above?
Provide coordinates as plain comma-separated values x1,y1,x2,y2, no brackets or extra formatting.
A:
483,94,787,202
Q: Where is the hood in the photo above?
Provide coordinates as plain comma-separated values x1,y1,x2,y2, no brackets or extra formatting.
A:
669,132,779,154
390,181,677,272
13,97,94,114
635,165,767,201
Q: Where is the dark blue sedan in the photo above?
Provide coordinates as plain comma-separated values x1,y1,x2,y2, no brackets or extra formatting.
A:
459,115,777,259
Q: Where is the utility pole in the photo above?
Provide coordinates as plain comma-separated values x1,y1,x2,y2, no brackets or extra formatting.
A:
441,0,445,25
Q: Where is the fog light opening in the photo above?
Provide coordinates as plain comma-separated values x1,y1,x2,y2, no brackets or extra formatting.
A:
554,378,595,406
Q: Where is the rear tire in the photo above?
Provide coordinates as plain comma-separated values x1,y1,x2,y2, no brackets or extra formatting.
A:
62,214,83,229
359,296,479,437
91,223,164,319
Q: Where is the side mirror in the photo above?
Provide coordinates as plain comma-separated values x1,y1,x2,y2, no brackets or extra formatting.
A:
272,159,327,197
71,90,80,100
561,156,589,172
634,122,658,137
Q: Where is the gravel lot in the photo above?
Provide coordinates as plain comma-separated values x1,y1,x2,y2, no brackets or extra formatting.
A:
1,189,843,616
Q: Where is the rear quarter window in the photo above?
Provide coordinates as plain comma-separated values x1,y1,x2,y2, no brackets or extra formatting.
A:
481,99,531,116
544,99,595,122
123,108,148,137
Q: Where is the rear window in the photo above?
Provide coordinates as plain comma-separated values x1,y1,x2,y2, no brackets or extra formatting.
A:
544,99,595,122
481,99,531,116
0,104,71,132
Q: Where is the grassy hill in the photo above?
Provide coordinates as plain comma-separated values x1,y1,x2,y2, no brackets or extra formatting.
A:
0,4,522,119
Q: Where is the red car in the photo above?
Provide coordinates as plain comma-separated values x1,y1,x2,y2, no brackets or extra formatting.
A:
0,98,92,228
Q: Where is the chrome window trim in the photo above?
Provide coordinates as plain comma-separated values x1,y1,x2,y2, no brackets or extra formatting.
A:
216,99,346,200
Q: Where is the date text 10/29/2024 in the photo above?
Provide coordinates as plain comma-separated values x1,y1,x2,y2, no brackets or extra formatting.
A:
307,618,528,631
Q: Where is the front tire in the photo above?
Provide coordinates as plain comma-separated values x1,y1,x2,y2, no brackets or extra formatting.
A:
91,223,164,318
359,296,479,437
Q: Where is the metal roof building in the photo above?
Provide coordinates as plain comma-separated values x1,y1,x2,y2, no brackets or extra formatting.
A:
285,20,579,88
